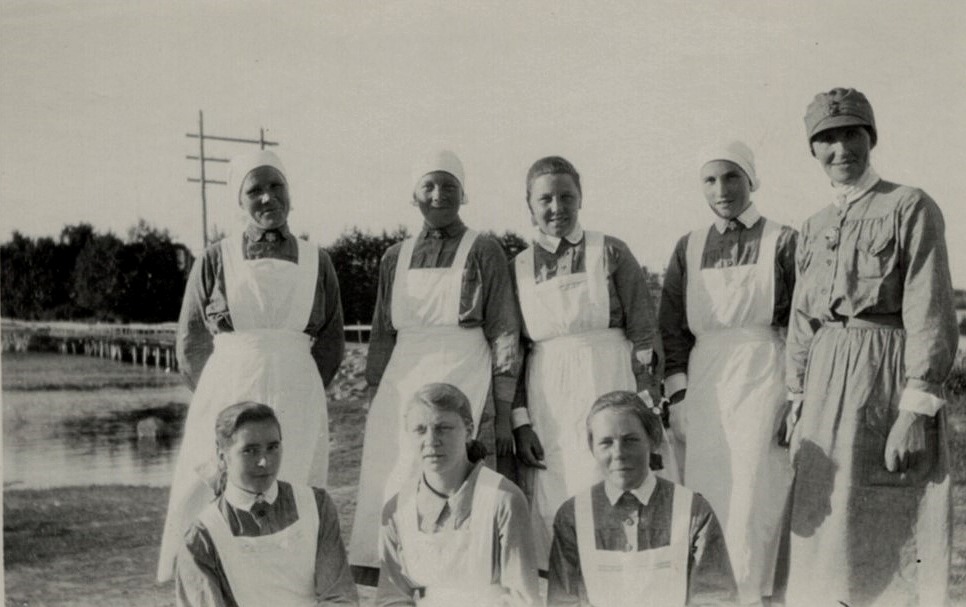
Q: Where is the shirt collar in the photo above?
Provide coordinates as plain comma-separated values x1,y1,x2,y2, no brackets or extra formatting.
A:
534,221,584,253
604,472,657,507
223,480,279,512
417,461,483,527
712,202,761,234
245,223,291,242
419,218,466,240
831,166,880,207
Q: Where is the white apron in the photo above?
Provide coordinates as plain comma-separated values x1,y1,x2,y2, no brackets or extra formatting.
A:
575,484,692,607
348,230,492,569
682,220,793,602
517,231,677,569
199,484,319,607
397,467,507,606
157,236,327,581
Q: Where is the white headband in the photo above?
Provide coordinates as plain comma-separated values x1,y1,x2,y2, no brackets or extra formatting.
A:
226,150,287,206
411,150,466,202
697,140,759,192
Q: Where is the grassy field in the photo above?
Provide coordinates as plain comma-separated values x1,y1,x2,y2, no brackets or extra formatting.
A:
4,349,966,605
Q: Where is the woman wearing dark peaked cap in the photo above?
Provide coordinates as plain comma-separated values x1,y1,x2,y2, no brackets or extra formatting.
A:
782,88,958,606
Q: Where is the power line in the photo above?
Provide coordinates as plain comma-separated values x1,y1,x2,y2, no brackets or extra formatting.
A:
185,111,279,248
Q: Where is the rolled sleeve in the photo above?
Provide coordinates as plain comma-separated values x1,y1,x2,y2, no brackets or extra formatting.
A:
175,525,232,607
313,488,359,605
311,250,346,388
785,221,816,396
897,194,958,412
176,251,217,390
376,496,418,606
476,236,524,407
366,247,400,388
687,495,739,605
546,498,586,606
608,237,657,379
659,235,694,384
496,481,542,606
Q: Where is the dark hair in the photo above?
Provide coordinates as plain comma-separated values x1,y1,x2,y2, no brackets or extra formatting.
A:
525,156,582,202
406,383,488,463
213,401,281,495
585,390,664,450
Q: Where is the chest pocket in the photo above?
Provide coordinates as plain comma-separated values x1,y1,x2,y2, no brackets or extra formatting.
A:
853,216,896,279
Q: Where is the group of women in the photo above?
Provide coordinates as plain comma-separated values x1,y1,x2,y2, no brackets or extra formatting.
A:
158,87,958,607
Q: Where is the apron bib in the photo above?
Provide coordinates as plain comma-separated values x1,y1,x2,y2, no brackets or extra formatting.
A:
349,230,492,569
397,467,506,606
158,235,327,582
517,232,676,569
682,220,793,601
199,484,319,607
575,484,692,607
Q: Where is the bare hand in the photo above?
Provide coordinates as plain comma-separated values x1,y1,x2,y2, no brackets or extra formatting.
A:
513,425,546,469
884,411,927,473
776,399,801,448
495,415,514,457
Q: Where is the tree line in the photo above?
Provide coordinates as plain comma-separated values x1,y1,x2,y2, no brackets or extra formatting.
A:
0,222,536,326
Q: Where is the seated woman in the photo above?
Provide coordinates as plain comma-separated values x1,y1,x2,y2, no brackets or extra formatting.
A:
175,402,358,607
377,383,540,606
548,391,737,606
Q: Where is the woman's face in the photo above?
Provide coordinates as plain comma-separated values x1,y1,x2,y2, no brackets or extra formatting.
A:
810,126,872,186
701,160,752,221
219,419,282,495
528,173,581,238
407,403,470,477
413,171,463,229
239,166,290,230
589,409,652,492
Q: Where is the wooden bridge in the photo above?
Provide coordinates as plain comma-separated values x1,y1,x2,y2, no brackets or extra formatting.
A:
2,319,180,370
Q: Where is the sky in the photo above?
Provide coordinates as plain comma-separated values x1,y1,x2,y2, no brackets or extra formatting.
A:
2,1,965,286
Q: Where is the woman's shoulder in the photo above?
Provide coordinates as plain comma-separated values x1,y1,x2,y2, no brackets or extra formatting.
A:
873,180,940,216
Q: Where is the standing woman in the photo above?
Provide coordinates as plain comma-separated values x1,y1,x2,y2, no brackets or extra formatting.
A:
783,88,958,605
658,141,795,604
348,150,522,582
158,150,345,582
511,156,661,570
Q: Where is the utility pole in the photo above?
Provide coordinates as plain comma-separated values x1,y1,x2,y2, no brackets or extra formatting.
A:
186,111,279,248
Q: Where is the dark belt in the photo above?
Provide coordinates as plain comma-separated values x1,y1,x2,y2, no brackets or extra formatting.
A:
824,313,904,330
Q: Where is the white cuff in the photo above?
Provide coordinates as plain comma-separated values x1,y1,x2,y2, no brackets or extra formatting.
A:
898,386,945,416
664,373,687,398
511,408,532,429
634,348,654,367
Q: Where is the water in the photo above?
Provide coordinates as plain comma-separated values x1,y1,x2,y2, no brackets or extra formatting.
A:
2,352,192,489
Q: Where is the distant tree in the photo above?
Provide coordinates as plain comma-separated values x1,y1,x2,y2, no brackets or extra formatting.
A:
327,226,409,325
1,231,36,318
114,219,187,322
72,231,125,320
483,230,529,260
2,221,189,323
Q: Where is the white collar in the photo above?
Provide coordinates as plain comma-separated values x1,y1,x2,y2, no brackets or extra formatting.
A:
832,167,880,207
604,472,657,507
712,202,761,234
534,222,584,253
223,480,279,511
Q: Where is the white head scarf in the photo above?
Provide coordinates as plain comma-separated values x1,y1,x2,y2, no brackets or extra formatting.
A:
697,140,760,192
410,150,467,203
226,150,287,206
